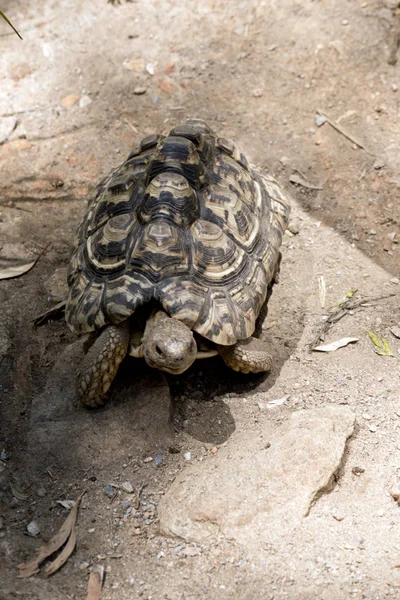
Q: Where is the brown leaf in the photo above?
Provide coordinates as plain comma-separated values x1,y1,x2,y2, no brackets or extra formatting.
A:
17,491,85,579
43,525,77,577
87,566,105,600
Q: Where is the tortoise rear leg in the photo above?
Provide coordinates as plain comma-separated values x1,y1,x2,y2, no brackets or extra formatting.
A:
218,337,272,374
78,322,130,407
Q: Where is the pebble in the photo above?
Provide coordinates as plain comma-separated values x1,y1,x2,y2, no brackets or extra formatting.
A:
210,446,218,455
61,94,80,107
390,325,400,338
27,521,40,537
368,424,377,433
88,527,96,533
37,487,46,497
362,413,371,420
184,452,191,462
373,158,385,170
377,509,385,517
79,561,90,570
79,95,92,108
392,83,398,92
104,484,116,498
252,88,263,97
315,114,326,127
146,63,155,75
134,86,147,95
143,456,153,463
342,19,349,25
121,481,134,494
0,449,8,461
352,466,365,476
154,455,163,466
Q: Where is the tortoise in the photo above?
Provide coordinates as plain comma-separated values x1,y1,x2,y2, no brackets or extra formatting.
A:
66,119,291,407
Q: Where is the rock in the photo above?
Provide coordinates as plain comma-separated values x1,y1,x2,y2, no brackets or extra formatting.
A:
0,117,17,145
315,114,326,127
123,58,145,72
121,481,134,494
79,95,92,108
391,326,400,339
61,94,80,107
43,268,68,302
159,406,355,546
133,87,147,95
27,521,40,537
0,325,11,361
383,0,400,8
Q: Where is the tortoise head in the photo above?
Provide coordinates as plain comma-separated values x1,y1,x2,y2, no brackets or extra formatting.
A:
142,310,197,375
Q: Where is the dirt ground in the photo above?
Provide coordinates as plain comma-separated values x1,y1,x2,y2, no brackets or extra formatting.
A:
1,0,400,598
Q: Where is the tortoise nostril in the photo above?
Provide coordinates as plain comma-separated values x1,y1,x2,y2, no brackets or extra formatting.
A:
155,344,163,356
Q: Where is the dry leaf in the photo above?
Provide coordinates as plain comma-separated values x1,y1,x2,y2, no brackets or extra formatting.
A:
0,260,37,280
314,337,359,352
10,482,29,501
17,491,85,578
44,525,77,577
87,565,105,600
268,395,291,407
367,331,397,357
0,243,50,281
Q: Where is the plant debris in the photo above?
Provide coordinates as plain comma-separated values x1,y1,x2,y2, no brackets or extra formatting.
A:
314,337,359,353
0,243,50,281
87,565,105,600
308,291,396,350
32,300,66,326
316,109,372,155
289,172,323,190
368,332,397,358
318,276,326,308
0,10,23,39
17,491,85,578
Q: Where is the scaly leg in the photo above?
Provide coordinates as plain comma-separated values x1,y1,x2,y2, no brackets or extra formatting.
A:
218,337,273,374
78,322,130,407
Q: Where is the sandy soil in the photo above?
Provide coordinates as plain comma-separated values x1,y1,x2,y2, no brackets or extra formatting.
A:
0,0,400,598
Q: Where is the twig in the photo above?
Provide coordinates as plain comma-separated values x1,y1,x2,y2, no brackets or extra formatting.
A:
0,203,33,213
316,109,373,155
122,118,138,134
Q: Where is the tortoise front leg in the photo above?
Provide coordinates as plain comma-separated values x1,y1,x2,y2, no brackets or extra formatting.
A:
78,322,130,407
218,337,273,374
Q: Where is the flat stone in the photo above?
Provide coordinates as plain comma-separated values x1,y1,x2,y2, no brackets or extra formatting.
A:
0,117,17,145
0,324,10,360
159,406,355,546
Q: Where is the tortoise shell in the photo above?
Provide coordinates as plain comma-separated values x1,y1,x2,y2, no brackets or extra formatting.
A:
66,119,290,345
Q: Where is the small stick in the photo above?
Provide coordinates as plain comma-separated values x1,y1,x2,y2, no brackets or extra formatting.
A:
316,109,373,155
122,118,138,133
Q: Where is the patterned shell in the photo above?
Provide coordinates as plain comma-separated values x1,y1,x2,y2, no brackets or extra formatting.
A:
66,119,290,345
